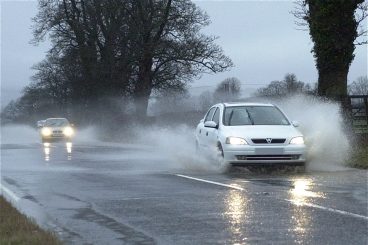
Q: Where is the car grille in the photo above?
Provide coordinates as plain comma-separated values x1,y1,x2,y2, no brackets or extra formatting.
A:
251,138,286,144
236,155,300,161
53,130,63,134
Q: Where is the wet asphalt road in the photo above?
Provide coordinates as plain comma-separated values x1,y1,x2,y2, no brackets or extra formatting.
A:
1,141,367,245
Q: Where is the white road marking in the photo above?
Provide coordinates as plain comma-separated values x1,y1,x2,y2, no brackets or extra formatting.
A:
175,174,244,191
286,199,368,221
175,174,368,221
0,183,21,202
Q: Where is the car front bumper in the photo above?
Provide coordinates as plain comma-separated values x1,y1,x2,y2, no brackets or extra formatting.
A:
42,135,72,142
222,144,306,165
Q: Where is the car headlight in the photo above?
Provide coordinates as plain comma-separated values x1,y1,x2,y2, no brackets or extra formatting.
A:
41,127,52,137
63,127,74,137
226,137,248,145
290,136,304,145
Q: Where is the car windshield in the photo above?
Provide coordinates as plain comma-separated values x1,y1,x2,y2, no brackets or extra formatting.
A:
223,106,290,126
44,119,69,127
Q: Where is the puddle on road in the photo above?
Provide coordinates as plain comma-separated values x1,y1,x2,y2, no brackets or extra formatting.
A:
288,179,324,205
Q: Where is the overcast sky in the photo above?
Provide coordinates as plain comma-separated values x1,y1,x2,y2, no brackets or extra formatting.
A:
1,0,367,107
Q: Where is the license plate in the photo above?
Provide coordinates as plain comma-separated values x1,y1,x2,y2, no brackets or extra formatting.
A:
255,148,284,155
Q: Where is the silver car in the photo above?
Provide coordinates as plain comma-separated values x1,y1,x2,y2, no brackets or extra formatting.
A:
40,118,74,143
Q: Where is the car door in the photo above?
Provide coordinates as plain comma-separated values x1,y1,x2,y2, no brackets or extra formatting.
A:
199,107,217,150
206,107,220,149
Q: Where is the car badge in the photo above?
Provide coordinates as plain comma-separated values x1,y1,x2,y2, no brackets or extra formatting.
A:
266,138,272,144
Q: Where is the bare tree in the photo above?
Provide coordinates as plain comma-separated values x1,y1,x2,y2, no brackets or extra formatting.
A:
129,0,233,117
152,86,190,114
214,77,241,102
256,73,314,97
198,91,213,112
32,0,233,119
256,80,287,98
349,76,368,95
33,0,134,105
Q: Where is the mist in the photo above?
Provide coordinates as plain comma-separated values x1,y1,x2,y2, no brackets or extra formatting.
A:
275,95,351,171
131,94,352,173
1,94,353,173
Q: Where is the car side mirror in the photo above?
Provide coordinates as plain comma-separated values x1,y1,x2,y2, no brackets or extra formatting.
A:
204,121,218,128
200,119,204,123
292,121,300,127
37,120,44,128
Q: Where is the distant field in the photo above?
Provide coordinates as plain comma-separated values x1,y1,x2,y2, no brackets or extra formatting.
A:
0,197,61,245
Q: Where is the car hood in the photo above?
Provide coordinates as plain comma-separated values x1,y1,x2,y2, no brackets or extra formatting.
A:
222,125,302,140
44,126,67,130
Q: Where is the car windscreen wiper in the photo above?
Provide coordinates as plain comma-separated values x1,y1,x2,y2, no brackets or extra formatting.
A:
245,108,254,125
228,110,234,126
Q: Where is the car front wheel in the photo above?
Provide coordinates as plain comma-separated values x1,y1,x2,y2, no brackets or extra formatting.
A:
216,143,227,169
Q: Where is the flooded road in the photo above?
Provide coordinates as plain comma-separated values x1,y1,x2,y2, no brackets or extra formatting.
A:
1,142,367,244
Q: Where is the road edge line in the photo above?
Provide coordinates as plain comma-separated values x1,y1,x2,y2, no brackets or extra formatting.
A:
0,183,21,203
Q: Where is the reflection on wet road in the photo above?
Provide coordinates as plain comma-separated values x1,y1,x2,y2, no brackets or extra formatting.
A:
289,179,324,205
224,189,250,244
1,142,367,245
43,142,72,161
43,143,50,161
289,179,316,244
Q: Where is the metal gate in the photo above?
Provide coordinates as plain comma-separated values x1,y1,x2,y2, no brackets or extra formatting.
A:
348,95,368,134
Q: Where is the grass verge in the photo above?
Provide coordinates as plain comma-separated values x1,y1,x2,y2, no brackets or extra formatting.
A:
349,145,368,169
0,196,61,245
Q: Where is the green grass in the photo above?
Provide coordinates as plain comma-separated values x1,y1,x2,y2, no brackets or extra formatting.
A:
349,145,368,169
0,196,61,245
352,119,368,133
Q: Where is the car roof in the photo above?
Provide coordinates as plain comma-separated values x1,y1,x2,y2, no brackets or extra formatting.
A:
220,102,275,107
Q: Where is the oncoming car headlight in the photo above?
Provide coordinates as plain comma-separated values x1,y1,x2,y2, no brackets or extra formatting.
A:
226,137,248,145
290,136,304,145
63,127,74,137
41,127,52,137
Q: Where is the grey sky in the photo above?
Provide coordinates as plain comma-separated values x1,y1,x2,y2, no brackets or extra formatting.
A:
193,0,367,96
1,0,367,107
1,1,50,108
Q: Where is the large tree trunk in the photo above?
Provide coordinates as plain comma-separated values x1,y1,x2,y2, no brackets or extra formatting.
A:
134,91,151,118
306,0,362,100
317,67,348,98
134,55,153,118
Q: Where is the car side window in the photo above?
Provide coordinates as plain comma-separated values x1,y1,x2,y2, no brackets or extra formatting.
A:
204,107,216,122
213,108,220,125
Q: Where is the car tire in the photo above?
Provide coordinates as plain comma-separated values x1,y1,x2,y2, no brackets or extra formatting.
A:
294,163,306,173
216,143,227,169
